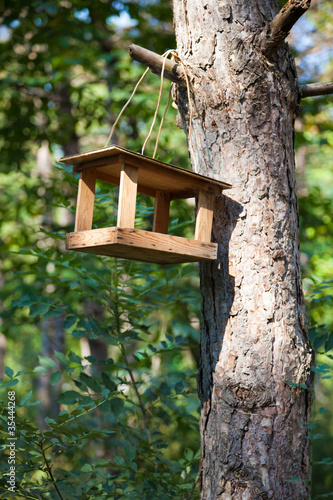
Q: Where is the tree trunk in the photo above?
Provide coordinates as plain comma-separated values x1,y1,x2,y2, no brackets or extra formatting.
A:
172,1,314,498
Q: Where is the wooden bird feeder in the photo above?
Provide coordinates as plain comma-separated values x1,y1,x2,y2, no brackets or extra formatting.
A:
60,146,231,264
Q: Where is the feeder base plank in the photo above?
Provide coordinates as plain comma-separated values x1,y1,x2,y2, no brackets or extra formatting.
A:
66,227,217,264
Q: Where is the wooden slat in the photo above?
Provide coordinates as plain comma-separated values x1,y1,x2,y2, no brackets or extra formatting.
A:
66,227,217,264
96,171,156,198
117,164,138,228
74,169,96,232
96,169,195,199
82,155,222,196
59,146,232,197
194,190,215,242
153,190,170,234
95,171,120,188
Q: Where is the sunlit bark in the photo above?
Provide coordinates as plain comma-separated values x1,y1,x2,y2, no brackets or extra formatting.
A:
172,1,314,498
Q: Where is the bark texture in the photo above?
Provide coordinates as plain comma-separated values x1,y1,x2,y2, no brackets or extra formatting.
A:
172,1,313,498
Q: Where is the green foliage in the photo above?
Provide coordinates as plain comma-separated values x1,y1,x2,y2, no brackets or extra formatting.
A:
292,6,333,496
0,1,200,498
1,240,201,498
1,0,333,498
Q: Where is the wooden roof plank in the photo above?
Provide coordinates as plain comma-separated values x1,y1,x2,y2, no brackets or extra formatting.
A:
59,146,231,198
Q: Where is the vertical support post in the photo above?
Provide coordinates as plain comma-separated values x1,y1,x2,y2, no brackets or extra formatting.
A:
153,190,170,234
117,163,138,228
194,190,215,242
75,169,96,232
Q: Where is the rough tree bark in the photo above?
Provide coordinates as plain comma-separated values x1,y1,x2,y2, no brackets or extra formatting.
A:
171,1,314,498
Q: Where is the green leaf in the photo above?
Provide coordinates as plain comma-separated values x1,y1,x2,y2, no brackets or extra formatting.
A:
129,461,138,471
50,372,62,386
33,366,49,374
312,433,325,440
325,333,333,352
101,372,117,392
38,356,57,369
113,455,125,467
86,278,100,287
81,463,91,472
68,351,81,364
124,445,136,462
64,315,77,329
80,373,102,393
179,484,193,489
45,417,57,426
69,280,80,288
311,365,330,374
71,330,86,338
43,309,63,319
314,334,327,351
54,351,69,366
20,390,33,406
58,390,81,405
0,379,19,389
110,397,124,417
184,448,194,461
13,294,36,307
319,407,330,414
30,303,51,317
160,382,170,396
5,367,14,379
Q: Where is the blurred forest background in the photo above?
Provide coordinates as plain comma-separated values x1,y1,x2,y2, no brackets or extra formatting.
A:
0,0,332,498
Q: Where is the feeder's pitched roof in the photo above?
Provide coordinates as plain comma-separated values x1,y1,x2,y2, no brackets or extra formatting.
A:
60,145,231,199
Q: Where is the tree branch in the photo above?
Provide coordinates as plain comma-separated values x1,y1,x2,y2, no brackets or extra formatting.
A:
299,81,333,98
128,44,333,100
39,441,64,500
262,0,311,58
128,43,187,88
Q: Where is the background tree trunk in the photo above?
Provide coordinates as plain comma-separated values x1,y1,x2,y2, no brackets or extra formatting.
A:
172,0,314,498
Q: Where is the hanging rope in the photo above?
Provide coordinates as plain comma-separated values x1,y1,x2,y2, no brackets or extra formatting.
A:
104,49,197,172
141,49,175,156
153,82,173,159
104,67,150,147
172,54,197,172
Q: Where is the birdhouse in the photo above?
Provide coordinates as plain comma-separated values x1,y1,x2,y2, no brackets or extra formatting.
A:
60,146,231,264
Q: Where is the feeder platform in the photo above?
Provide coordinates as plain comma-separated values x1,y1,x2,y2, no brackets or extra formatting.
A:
60,146,231,264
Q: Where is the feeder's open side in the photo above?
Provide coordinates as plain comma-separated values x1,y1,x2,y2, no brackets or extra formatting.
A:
60,145,231,264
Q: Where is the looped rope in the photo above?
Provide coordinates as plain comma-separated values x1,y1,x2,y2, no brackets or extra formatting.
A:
153,82,173,159
104,67,150,148
141,49,175,156
171,53,197,172
104,49,196,171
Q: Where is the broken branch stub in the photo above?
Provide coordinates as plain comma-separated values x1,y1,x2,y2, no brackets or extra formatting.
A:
299,81,333,98
262,0,311,59
128,43,187,88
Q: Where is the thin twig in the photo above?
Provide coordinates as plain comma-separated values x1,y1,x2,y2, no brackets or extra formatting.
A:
39,441,64,500
111,264,151,438
186,474,200,500
119,342,150,433
15,487,41,499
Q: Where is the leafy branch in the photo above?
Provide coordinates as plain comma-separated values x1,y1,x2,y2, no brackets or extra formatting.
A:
39,441,64,500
